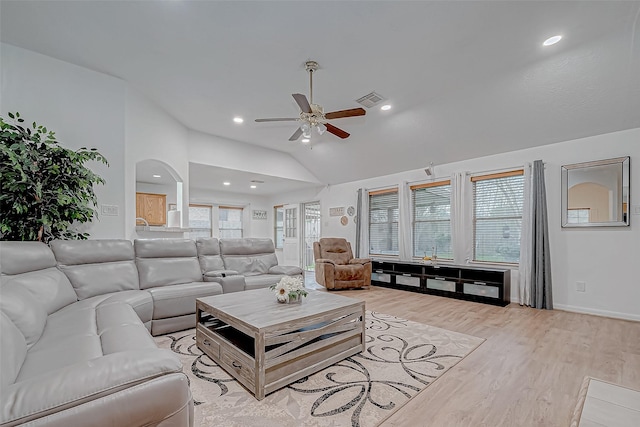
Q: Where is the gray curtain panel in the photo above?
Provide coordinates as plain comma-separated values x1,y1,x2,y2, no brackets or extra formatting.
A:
530,160,553,309
355,188,362,257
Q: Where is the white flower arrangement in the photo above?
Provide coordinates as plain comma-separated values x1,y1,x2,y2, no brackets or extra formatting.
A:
270,276,308,303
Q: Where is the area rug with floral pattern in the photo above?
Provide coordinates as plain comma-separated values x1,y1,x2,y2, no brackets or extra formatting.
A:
154,311,484,427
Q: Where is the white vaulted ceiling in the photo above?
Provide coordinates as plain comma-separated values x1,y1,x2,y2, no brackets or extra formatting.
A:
2,1,639,185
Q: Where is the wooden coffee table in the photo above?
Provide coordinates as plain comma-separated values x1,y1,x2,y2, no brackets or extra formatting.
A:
195,288,366,400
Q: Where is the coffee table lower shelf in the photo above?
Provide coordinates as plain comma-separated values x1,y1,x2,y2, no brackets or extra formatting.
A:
196,301,365,400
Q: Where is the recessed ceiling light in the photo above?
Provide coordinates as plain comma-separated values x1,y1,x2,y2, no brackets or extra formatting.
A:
152,174,161,178
380,104,392,111
301,138,310,143
250,185,257,189
543,35,562,46
233,117,244,124
223,181,231,186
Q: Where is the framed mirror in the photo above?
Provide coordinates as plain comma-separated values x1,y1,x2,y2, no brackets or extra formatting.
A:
561,156,630,227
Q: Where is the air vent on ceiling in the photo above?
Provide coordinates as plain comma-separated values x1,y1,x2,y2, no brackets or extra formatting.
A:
355,91,385,108
250,180,265,184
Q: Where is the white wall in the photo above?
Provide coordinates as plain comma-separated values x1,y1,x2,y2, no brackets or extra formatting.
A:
1,43,126,238
188,130,321,183
190,188,272,238
125,89,190,238
272,128,640,321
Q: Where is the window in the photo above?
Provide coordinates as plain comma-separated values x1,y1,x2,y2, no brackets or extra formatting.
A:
369,189,399,255
274,205,284,248
219,206,243,238
188,204,212,239
285,206,297,238
472,170,524,263
568,208,590,224
411,180,452,259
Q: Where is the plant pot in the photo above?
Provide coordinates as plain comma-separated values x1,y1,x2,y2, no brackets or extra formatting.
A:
278,294,303,304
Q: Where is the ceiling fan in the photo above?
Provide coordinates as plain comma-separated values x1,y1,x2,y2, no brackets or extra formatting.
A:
255,60,366,142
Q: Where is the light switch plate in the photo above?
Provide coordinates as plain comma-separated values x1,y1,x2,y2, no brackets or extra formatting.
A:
633,205,640,215
101,204,119,216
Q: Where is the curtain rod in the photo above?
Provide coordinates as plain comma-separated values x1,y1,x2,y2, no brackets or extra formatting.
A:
407,176,450,186
466,161,545,177
362,184,399,192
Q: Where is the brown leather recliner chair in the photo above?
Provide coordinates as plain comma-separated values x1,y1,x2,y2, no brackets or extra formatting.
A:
313,238,371,290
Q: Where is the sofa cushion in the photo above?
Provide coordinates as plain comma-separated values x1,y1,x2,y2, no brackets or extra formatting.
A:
318,238,354,265
51,239,140,300
2,349,183,426
0,241,77,314
0,312,27,387
135,239,203,289
0,282,47,348
0,241,56,275
16,334,103,382
334,264,365,281
96,303,157,354
220,238,278,276
148,282,222,320
54,290,153,326
4,268,78,315
196,237,225,272
268,265,303,276
244,274,286,290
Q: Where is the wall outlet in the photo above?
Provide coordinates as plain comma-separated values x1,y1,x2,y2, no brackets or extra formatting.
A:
101,204,119,216
576,281,586,292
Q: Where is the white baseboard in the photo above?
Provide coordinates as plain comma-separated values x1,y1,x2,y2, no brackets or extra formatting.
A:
553,304,640,322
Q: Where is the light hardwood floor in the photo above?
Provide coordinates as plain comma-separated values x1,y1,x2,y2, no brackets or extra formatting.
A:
305,275,640,426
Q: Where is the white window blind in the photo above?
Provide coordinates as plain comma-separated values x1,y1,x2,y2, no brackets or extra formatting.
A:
188,205,212,239
369,189,399,256
411,181,452,259
567,208,590,224
219,206,243,238
472,171,524,263
274,206,284,248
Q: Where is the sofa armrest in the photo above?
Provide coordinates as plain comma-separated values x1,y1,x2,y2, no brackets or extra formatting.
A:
203,269,239,278
218,275,246,293
268,265,303,275
1,349,182,426
349,258,371,265
315,258,336,266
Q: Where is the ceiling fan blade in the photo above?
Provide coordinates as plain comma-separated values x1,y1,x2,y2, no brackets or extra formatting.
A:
288,127,303,141
324,108,366,120
255,118,298,122
292,93,312,113
325,123,350,139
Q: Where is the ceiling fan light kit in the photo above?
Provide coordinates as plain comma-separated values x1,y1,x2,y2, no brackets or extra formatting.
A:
255,60,366,146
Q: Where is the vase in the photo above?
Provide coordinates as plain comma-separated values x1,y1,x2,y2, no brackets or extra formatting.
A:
278,294,303,304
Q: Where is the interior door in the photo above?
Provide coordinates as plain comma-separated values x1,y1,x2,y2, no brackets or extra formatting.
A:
302,201,321,271
283,204,300,267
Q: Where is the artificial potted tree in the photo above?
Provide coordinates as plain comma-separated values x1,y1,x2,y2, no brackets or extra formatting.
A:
0,112,108,243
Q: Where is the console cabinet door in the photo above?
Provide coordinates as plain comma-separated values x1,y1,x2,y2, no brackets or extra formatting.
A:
136,192,167,226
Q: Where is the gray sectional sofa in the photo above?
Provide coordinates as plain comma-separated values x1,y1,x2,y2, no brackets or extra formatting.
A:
0,237,302,427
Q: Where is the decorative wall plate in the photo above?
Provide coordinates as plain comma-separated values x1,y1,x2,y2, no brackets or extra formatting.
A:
347,206,355,216
340,216,348,226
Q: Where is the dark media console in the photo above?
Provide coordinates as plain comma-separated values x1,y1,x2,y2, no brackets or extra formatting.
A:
371,259,511,306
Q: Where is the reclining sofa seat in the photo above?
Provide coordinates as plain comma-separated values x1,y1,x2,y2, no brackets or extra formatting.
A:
50,239,153,329
313,237,372,290
0,241,192,427
198,238,303,293
196,237,243,292
134,238,223,336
